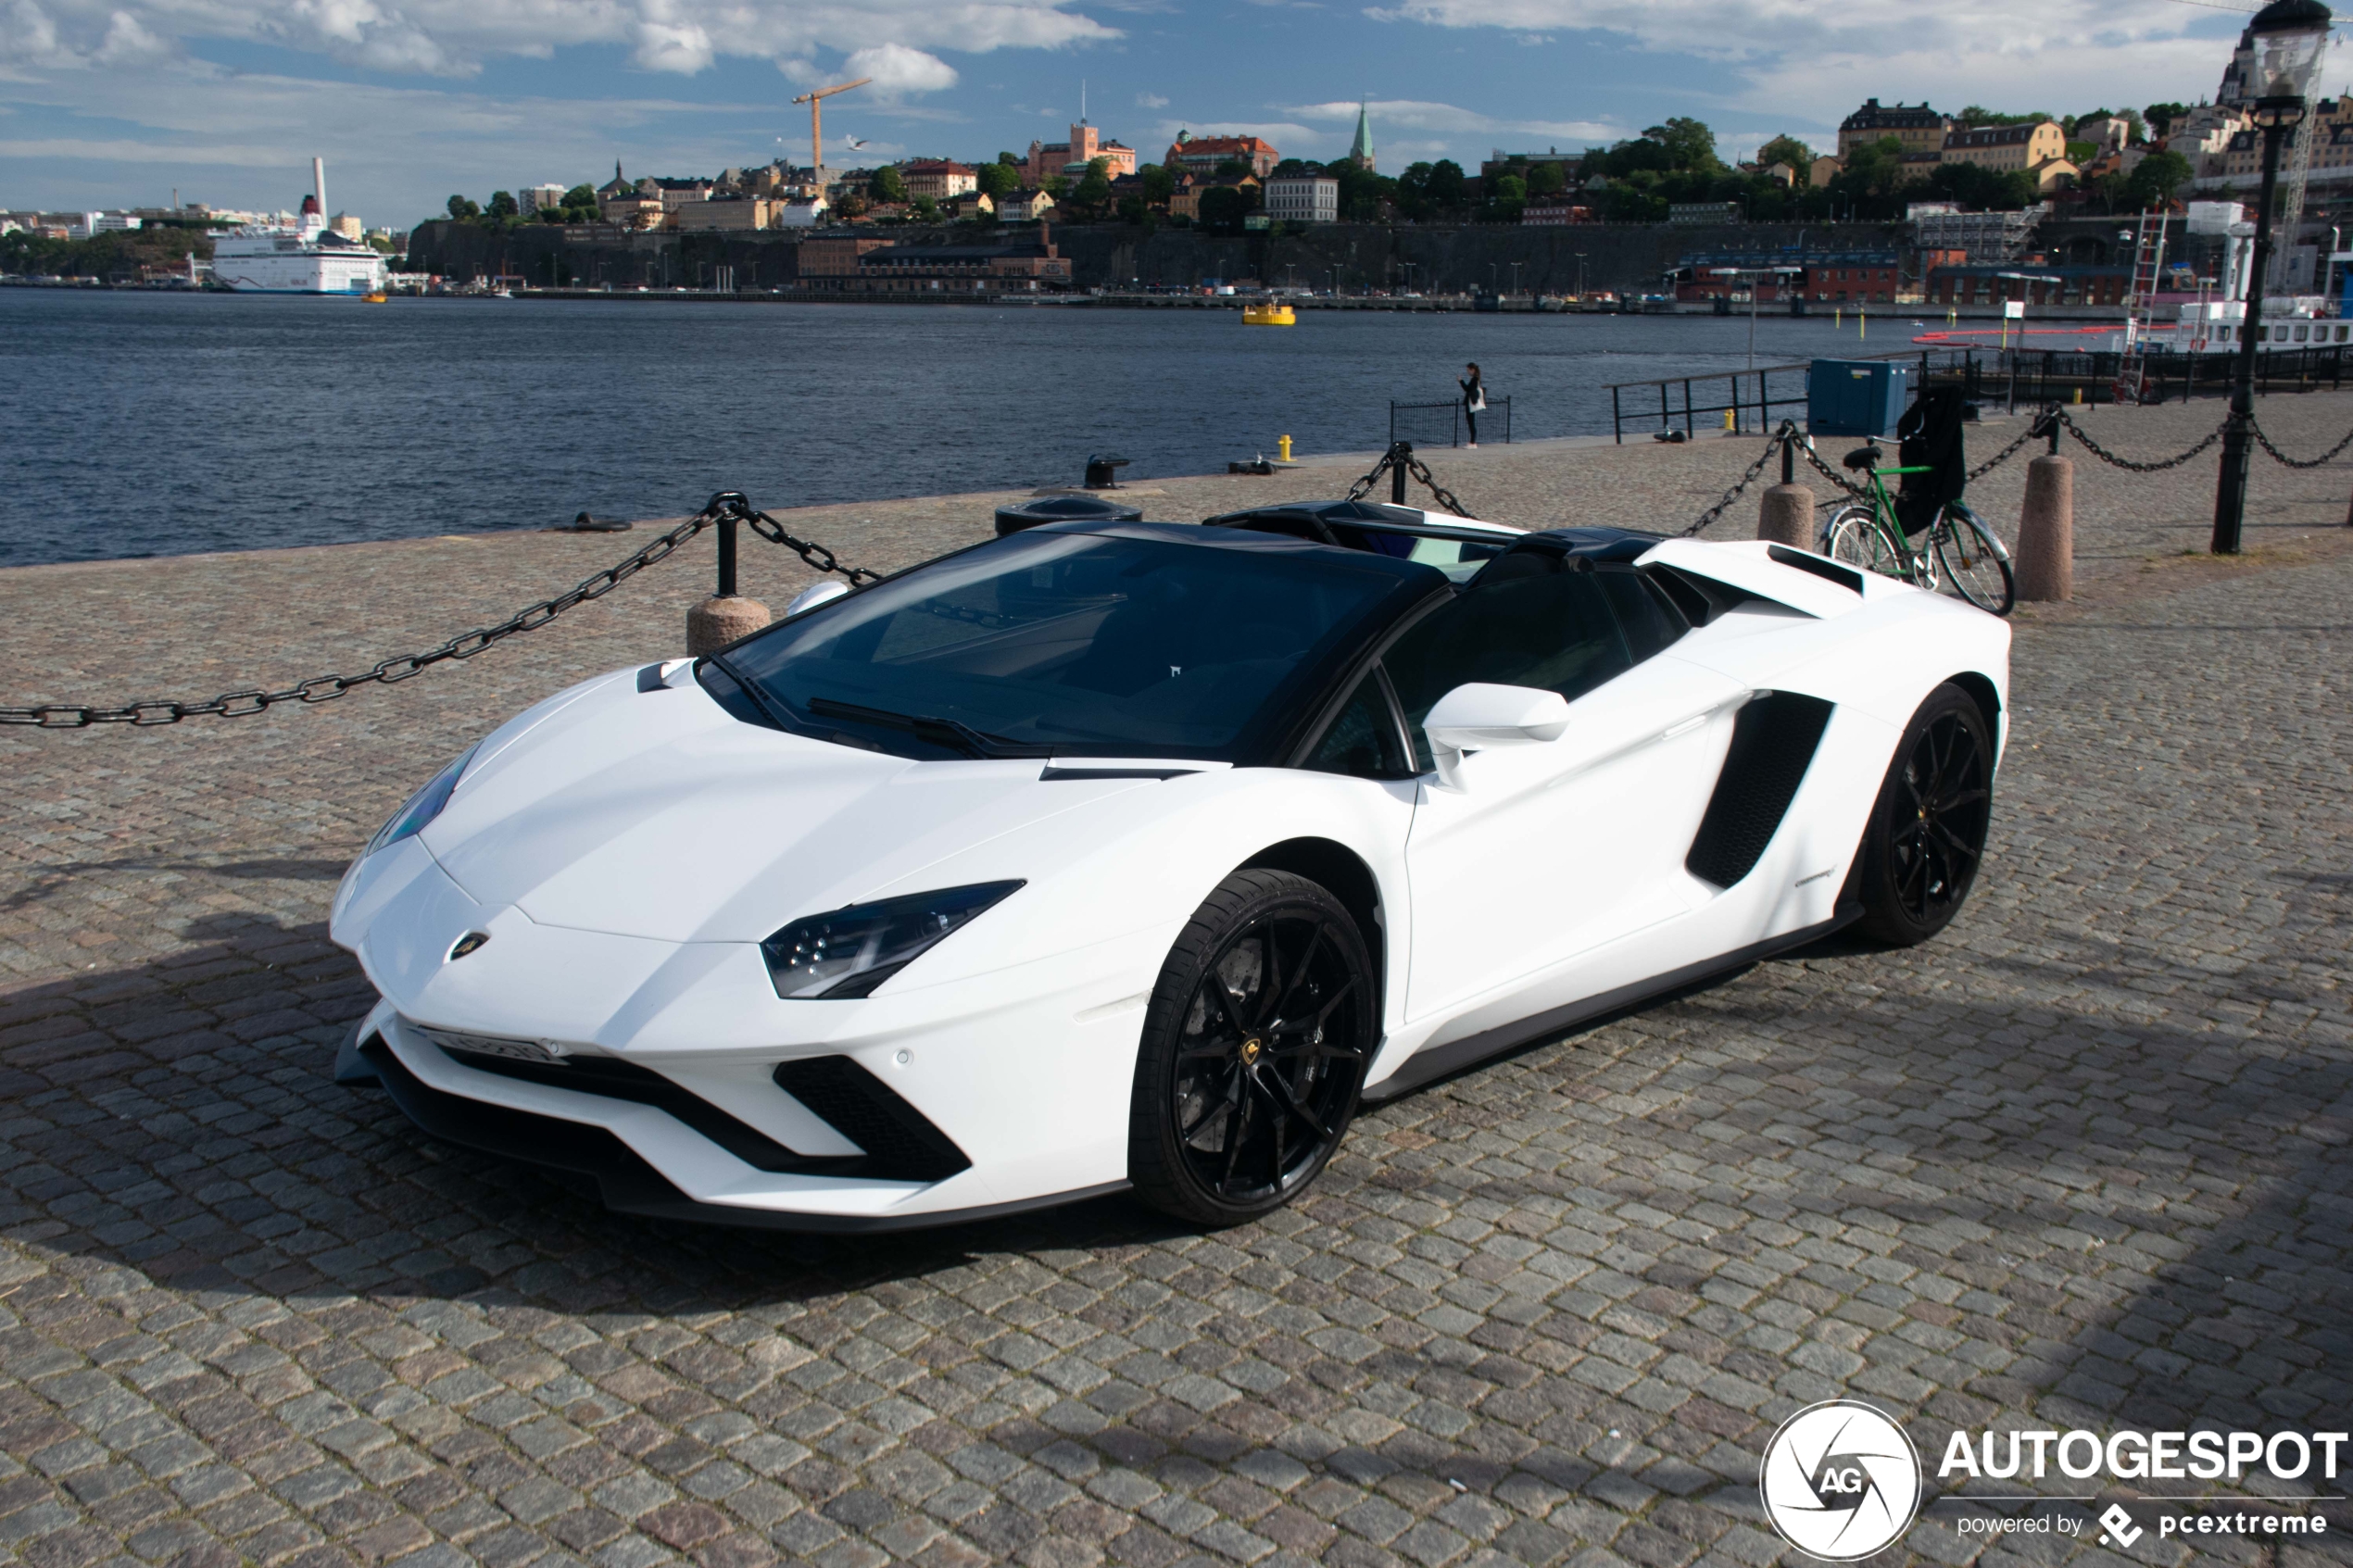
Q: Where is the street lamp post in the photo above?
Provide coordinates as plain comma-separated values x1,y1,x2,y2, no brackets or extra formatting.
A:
2214,0,2332,554
1710,265,1806,373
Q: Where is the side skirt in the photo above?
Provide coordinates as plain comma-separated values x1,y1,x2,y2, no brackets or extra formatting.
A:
1361,904,1858,1103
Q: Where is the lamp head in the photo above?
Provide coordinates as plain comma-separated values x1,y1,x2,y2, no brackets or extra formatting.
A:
2249,0,2332,115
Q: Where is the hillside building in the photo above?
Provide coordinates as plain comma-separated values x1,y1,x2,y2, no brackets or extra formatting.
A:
1165,132,1279,179
1023,122,1137,187
1838,99,1949,159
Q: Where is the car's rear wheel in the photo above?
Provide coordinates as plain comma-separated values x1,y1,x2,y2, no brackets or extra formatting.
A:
1851,684,1995,946
1129,869,1374,1226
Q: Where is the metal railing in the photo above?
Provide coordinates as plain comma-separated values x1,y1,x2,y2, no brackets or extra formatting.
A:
1390,397,1511,448
1606,348,1988,444
1994,343,2349,408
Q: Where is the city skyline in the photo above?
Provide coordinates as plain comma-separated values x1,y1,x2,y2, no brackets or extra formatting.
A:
0,0,2311,226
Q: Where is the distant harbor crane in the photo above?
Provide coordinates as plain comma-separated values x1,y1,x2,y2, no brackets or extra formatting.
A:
790,77,871,181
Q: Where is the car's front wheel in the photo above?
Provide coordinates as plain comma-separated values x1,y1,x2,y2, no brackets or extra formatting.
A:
1128,869,1375,1226
1850,683,1996,946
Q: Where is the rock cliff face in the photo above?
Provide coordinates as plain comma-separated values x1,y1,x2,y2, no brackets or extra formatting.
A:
405,219,1914,296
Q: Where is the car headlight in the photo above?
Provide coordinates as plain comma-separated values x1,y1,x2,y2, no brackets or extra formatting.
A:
367,744,479,857
761,881,1025,999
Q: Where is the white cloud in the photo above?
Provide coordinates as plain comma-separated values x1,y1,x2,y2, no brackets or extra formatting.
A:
1287,96,1617,144
1135,90,1166,107
4,0,1119,79
1359,0,2246,139
845,41,958,97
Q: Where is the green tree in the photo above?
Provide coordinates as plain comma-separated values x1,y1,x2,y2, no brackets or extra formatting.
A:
1646,117,1722,172
1956,106,2051,128
868,166,908,203
1074,156,1114,213
1525,160,1567,197
1329,160,1394,220
996,151,1020,167
1394,161,1435,220
1117,194,1149,225
1486,172,1528,221
1213,157,1252,182
910,194,939,220
2125,149,2194,208
1043,172,1071,199
2144,101,2189,137
1425,159,1468,209
975,160,1021,199
1197,184,1252,233
446,194,481,220
1755,134,1816,182
484,190,520,223
1270,157,1317,177
1140,163,1175,206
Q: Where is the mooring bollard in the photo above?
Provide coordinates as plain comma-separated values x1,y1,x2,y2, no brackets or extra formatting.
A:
686,509,771,656
1757,430,1815,548
2016,419,2073,601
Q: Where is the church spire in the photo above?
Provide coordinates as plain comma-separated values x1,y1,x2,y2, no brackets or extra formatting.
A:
1348,99,1375,171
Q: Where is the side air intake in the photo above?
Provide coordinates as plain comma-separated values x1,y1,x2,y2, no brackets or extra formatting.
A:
1685,692,1834,889
772,1057,972,1183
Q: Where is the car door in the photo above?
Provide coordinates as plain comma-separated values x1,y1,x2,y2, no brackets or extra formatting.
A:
1387,558,1743,1022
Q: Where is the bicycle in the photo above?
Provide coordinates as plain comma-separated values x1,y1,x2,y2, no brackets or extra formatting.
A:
1818,444,2014,616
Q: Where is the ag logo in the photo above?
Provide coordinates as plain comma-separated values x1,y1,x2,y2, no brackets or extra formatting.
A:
1759,1399,1922,1560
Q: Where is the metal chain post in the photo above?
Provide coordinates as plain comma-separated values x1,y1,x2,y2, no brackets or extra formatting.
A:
1344,444,1474,517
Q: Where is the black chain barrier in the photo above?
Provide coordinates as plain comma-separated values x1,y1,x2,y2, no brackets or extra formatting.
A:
2,493,879,729
2248,417,2353,470
1792,435,1874,502
1344,445,1474,517
1678,422,1800,538
2054,408,2227,473
1967,423,2041,484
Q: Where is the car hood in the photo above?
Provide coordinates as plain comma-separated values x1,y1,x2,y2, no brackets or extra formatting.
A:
417,666,1154,944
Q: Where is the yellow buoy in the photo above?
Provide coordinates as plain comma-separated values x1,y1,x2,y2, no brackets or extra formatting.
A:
1242,303,1296,326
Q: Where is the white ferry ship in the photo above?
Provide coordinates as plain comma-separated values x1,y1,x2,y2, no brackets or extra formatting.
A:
211,158,387,295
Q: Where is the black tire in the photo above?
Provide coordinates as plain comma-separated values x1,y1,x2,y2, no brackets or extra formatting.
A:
1932,506,2016,617
1128,869,1375,1226
1851,684,1996,947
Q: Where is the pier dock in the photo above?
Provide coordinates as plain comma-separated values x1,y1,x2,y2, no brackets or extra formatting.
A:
2,396,2350,1568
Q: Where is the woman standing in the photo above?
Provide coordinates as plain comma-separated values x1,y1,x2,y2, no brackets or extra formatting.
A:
1460,362,1486,448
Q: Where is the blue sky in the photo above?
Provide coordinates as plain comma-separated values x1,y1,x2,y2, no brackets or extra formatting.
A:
0,0,2284,231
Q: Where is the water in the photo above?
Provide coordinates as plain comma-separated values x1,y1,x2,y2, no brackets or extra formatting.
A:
0,288,1902,566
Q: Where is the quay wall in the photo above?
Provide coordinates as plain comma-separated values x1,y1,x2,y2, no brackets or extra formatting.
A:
407,219,1911,295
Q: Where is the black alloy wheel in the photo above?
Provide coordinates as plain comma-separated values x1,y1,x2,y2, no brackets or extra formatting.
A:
1852,683,1996,946
1129,869,1375,1224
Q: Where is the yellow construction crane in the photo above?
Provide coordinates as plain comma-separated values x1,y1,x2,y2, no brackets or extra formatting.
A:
790,77,871,176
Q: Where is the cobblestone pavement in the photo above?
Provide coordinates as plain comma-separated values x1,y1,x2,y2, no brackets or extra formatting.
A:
0,399,2349,1568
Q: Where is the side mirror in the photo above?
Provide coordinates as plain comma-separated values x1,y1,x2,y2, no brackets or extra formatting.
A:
783,580,850,619
1423,683,1570,790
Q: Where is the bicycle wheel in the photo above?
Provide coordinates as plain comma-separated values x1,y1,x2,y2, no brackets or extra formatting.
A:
1822,505,1907,582
1931,505,2015,616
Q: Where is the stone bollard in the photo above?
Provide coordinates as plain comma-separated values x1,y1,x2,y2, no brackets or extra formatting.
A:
2015,454,2074,601
1757,483,1817,548
687,595,771,656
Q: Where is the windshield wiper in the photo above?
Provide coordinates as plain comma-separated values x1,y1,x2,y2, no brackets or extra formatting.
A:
804,696,1053,759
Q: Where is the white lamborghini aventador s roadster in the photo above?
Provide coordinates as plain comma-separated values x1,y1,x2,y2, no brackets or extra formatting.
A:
331,499,2008,1232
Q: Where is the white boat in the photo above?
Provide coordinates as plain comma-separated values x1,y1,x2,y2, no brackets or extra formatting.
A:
211,157,388,296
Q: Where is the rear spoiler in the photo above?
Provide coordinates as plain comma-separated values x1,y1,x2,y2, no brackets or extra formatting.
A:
1636,539,1881,621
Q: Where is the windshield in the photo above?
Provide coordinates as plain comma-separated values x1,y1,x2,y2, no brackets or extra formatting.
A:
719,527,1439,760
